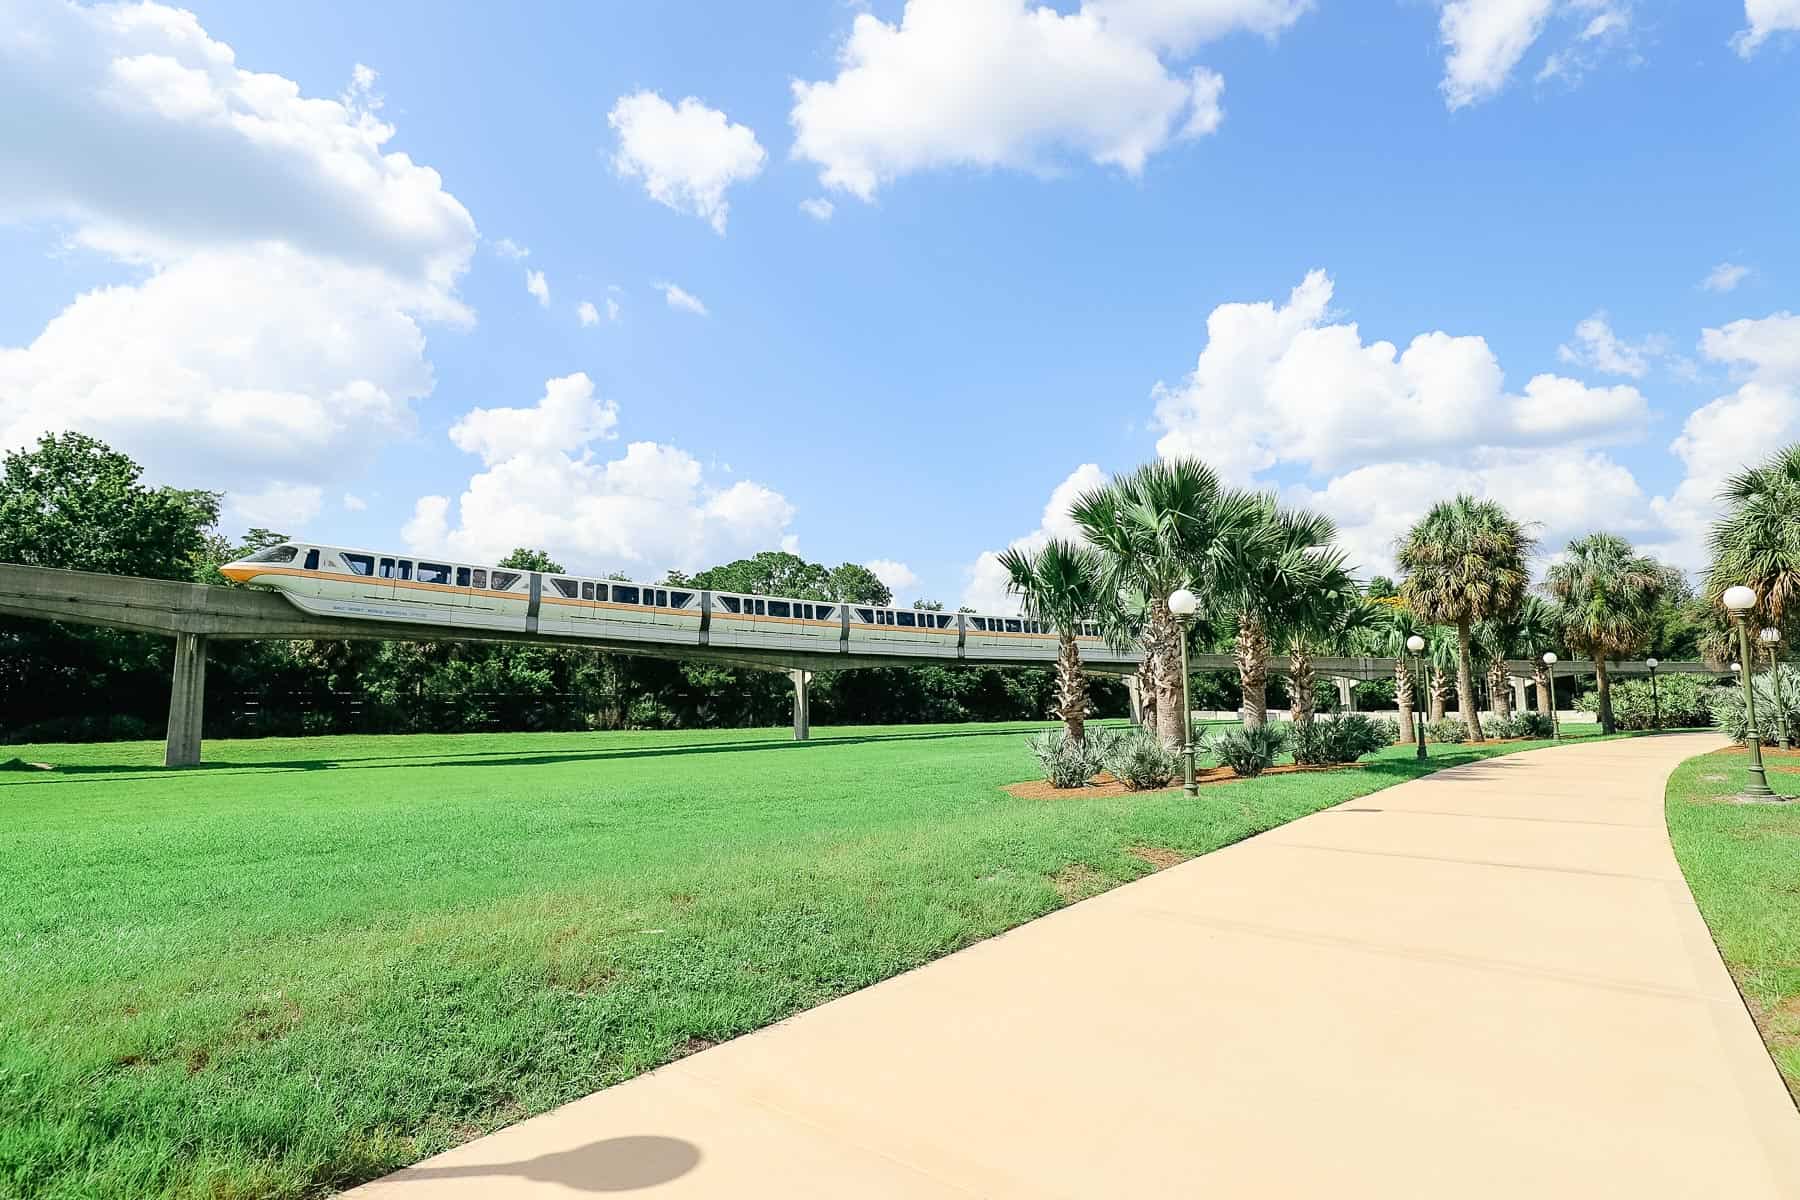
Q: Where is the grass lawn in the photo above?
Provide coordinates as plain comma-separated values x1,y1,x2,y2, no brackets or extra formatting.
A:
1664,747,1800,1103
3,719,1618,1199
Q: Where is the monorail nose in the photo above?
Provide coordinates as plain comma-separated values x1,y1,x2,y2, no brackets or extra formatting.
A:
220,564,255,584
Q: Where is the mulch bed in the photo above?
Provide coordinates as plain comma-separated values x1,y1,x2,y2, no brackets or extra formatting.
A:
1003,763,1365,801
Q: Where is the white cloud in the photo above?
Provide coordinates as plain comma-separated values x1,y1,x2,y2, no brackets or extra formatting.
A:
0,2,474,515
799,196,836,222
1438,0,1555,108
961,463,1107,613
1733,0,1800,56
608,90,766,235
343,492,367,512
605,296,622,321
789,0,1257,201
1702,262,1752,293
866,558,920,596
491,237,530,260
1535,2,1633,86
228,482,324,530
577,300,600,327
1556,310,1663,377
407,376,796,575
525,268,549,307
656,281,708,316
449,372,618,464
1150,270,1649,482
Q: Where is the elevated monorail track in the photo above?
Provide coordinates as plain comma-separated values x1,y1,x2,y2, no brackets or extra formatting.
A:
0,562,1724,767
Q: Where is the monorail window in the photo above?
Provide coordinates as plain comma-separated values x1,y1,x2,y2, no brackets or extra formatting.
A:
378,558,395,578
896,611,916,627
344,554,373,576
490,571,520,591
753,599,767,616
303,549,320,570
581,581,594,600
418,563,451,585
767,600,790,618
855,608,875,623
551,578,580,599
456,567,471,587
1005,619,1023,633
816,605,834,621
612,585,639,604
656,590,668,607
717,596,741,614
397,561,413,581
671,590,694,608
472,569,487,589
245,544,298,564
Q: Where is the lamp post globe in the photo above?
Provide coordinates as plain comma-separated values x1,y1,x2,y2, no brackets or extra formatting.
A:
1166,588,1199,796
1732,662,1742,673
1646,658,1658,669
1542,652,1560,741
1760,628,1791,751
1723,584,1776,798
1645,658,1661,731
1405,634,1427,758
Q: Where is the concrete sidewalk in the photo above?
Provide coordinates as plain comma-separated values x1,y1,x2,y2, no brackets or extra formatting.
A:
351,734,1800,1198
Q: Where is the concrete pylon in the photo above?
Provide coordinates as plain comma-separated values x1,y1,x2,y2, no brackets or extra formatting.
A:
1511,676,1530,714
791,669,812,741
165,632,207,767
1336,677,1355,712
1123,675,1144,726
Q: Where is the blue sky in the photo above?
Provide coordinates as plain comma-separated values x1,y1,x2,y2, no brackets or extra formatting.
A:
2,0,1797,610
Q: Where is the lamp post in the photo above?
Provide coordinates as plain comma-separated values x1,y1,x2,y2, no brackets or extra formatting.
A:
1169,587,1200,797
1645,658,1660,731
1723,586,1776,800
1543,653,1560,741
1407,634,1428,759
1760,627,1789,751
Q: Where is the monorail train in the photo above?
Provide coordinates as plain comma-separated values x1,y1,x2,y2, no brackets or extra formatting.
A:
220,541,1138,665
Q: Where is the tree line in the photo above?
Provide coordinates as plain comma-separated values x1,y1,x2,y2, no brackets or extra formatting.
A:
0,434,1126,743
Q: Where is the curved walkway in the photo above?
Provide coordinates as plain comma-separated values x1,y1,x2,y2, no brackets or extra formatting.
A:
353,734,1800,1198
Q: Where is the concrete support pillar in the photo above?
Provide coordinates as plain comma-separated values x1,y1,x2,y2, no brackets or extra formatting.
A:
1511,676,1530,714
165,632,207,767
790,669,811,741
1336,676,1355,712
1123,674,1144,726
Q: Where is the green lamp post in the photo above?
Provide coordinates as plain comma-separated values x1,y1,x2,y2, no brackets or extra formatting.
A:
1406,633,1427,759
1723,586,1776,800
1169,587,1200,797
1543,652,1560,741
1645,657,1660,731
1760,627,1789,751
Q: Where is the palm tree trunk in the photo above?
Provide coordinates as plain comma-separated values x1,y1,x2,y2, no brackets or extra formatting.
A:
1456,619,1485,741
1533,664,1551,715
1594,655,1615,734
1395,657,1415,745
1138,652,1159,734
1236,614,1269,729
1289,644,1315,727
1056,633,1088,743
1488,660,1512,719
1148,598,1184,749
1430,664,1448,722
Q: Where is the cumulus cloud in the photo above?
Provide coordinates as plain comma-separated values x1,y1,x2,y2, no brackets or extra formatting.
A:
1702,262,1752,293
1733,0,1800,55
799,197,835,222
0,1,475,522
608,90,766,234
961,464,1107,613
405,375,797,574
577,300,600,327
525,268,549,307
1556,311,1664,377
343,492,368,512
1437,0,1634,108
656,281,708,316
789,0,1282,200
1150,270,1649,482
491,237,530,260
866,558,920,596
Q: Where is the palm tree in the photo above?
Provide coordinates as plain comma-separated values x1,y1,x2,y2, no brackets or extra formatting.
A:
1073,459,1254,748
1281,568,1377,728
1214,496,1345,729
1359,583,1426,744
1704,444,1800,656
1488,594,1563,716
1543,533,1667,734
998,539,1105,743
1397,496,1535,742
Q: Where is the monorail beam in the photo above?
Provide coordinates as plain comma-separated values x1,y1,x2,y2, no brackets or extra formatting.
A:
165,633,207,768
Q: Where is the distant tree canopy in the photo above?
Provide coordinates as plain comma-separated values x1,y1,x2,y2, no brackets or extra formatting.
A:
686,551,892,606
499,548,565,574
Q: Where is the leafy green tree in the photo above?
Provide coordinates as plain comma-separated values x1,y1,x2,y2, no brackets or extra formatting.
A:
498,548,566,574
998,539,1105,742
826,562,894,606
1543,533,1668,734
689,551,828,599
1703,444,1800,660
1397,495,1535,742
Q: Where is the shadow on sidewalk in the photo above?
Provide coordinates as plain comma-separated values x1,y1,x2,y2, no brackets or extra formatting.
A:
386,1134,701,1193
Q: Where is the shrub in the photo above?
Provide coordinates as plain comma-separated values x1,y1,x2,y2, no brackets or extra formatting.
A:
1027,728,1110,788
1208,723,1288,777
1101,729,1182,790
1577,674,1723,731
1423,717,1468,744
1368,716,1401,746
1291,714,1391,766
1710,667,1800,746
1488,710,1554,739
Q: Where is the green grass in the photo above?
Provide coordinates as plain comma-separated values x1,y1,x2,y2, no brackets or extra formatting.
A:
2,720,1618,1199
1664,747,1800,1103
